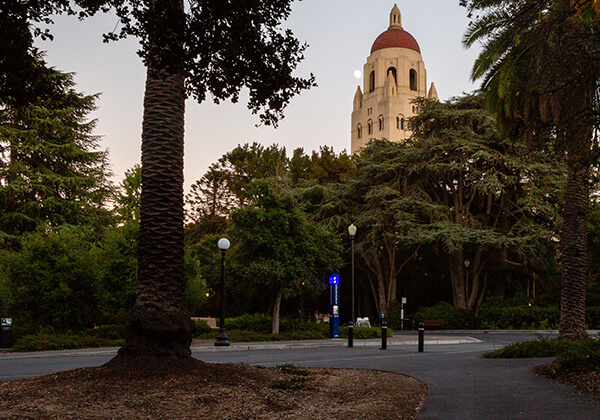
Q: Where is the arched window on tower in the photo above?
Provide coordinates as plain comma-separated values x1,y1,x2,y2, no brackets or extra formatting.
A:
357,124,362,139
369,71,375,93
410,69,418,91
378,116,384,131
396,115,405,130
386,67,397,85
367,120,373,135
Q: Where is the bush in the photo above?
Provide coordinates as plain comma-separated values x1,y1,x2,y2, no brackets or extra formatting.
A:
7,226,102,332
225,313,272,333
415,302,465,329
484,334,570,358
485,336,600,375
554,340,600,373
340,326,392,339
92,224,138,325
586,307,600,329
13,331,124,352
478,304,558,330
194,328,329,342
193,319,213,334
88,324,127,340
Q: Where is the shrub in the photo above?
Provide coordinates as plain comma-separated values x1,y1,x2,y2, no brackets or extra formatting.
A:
13,331,123,352
554,340,600,373
225,313,272,333
88,324,127,340
415,302,465,329
340,326,392,339
484,334,570,358
193,319,213,334
586,307,600,329
7,226,101,332
92,224,138,325
485,336,600,375
478,304,558,330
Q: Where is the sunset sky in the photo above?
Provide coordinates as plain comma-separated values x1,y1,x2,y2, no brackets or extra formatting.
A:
36,1,481,192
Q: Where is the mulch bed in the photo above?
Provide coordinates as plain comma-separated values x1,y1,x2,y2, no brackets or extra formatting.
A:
0,360,427,419
536,364,600,402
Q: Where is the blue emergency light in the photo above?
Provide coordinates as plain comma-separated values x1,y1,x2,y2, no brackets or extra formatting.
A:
329,274,340,285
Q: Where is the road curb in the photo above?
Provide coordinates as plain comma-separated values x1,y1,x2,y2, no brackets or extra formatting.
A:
190,337,480,353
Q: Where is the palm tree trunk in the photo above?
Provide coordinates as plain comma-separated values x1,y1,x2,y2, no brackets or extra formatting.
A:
114,67,195,365
112,0,195,366
559,136,591,341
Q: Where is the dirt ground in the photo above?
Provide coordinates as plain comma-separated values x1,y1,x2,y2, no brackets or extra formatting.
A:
0,360,427,419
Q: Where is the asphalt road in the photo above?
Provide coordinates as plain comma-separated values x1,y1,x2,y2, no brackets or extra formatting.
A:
1,331,599,419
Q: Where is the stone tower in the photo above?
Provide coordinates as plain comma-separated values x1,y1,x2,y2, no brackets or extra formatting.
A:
351,4,437,153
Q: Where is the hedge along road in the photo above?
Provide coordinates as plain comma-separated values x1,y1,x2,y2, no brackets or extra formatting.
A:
1,331,600,419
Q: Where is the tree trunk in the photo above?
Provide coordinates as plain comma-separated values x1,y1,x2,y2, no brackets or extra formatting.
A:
111,0,195,367
559,134,591,341
272,289,283,334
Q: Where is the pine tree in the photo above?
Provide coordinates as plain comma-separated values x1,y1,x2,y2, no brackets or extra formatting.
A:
0,53,112,244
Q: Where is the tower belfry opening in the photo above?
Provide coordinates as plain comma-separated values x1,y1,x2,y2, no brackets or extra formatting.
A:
350,4,437,153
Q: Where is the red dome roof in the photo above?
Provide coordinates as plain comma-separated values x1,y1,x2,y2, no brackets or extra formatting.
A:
371,28,421,54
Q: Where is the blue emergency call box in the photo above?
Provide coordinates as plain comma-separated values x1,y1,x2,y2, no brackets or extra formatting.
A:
329,274,340,338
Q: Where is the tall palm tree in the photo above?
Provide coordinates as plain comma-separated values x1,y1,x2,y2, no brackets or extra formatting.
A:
462,0,600,340
111,0,193,366
96,0,315,366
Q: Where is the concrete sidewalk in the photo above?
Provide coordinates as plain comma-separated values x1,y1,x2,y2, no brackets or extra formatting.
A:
190,332,479,352
0,332,479,360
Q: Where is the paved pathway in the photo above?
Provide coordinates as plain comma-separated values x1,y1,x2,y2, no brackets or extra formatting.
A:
2,331,600,419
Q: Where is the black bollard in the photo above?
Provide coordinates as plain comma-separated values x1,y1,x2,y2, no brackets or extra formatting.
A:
348,321,354,348
418,322,424,352
381,322,388,350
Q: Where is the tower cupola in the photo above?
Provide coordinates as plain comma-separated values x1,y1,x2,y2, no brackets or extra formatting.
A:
351,4,438,153
389,4,402,29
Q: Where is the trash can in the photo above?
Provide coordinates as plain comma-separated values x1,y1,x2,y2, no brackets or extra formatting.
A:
1,318,13,348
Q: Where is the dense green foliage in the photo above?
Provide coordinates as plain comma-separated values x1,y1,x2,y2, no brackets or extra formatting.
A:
5,226,102,332
12,331,124,353
486,334,600,375
229,179,342,333
0,56,113,244
415,302,466,330
461,0,600,340
484,335,574,359
478,304,559,330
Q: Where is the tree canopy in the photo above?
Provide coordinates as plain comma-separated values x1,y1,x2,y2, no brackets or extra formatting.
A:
461,0,600,340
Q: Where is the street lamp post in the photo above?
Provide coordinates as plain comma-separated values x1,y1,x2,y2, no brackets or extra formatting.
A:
215,238,230,347
348,224,357,324
464,259,470,329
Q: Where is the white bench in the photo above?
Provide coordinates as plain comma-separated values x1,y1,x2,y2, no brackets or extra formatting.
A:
356,317,371,328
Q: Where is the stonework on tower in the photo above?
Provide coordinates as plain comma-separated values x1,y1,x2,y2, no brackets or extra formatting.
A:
351,4,437,153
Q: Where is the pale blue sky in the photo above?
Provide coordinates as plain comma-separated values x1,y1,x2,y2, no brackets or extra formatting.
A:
36,1,481,192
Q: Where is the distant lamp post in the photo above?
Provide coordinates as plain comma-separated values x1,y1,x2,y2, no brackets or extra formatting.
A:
348,223,357,324
215,238,230,347
464,259,470,329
